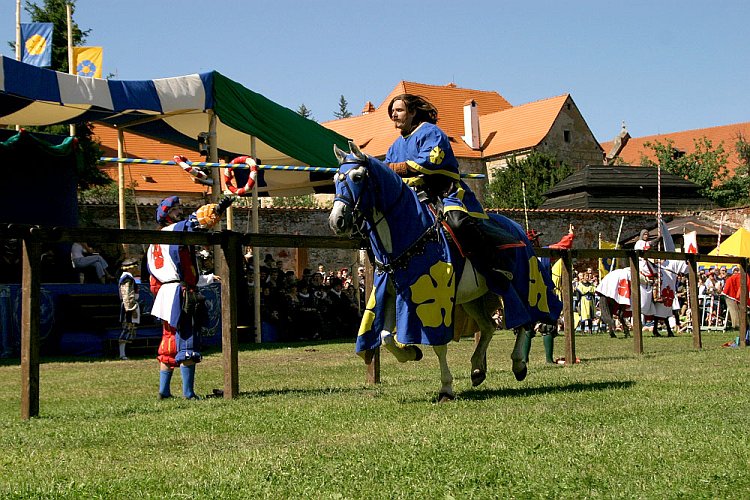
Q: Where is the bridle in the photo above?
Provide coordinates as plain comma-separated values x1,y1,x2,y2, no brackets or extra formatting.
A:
333,155,443,276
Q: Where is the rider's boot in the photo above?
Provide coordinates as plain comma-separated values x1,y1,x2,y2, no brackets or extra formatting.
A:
381,330,423,363
444,211,522,290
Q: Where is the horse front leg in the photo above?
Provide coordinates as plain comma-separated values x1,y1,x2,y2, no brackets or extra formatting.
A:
511,325,533,381
433,343,454,402
462,298,496,387
377,288,423,363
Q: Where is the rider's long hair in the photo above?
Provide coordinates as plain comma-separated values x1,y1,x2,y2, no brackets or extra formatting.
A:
387,94,438,125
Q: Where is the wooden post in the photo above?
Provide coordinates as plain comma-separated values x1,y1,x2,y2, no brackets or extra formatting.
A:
20,235,41,419
686,255,702,349
363,257,379,383
220,230,241,398
560,250,576,364
628,251,643,354
740,259,748,349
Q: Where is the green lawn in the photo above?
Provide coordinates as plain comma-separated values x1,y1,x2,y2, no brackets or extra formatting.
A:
1,330,748,499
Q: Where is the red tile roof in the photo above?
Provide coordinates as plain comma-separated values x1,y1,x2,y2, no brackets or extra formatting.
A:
323,81,513,158
601,122,750,176
480,95,571,157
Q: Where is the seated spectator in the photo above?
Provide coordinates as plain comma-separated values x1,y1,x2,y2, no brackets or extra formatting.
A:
71,242,114,284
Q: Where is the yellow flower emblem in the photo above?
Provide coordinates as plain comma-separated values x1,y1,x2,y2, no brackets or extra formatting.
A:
429,146,445,165
25,35,47,56
527,255,550,313
410,261,455,328
358,289,378,336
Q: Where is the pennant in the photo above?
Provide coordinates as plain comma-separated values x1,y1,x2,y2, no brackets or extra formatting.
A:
20,22,53,67
660,219,675,252
682,231,698,254
598,239,617,279
72,46,103,78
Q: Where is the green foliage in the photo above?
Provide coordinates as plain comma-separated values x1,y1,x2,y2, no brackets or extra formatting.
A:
21,1,108,189
485,151,574,209
297,103,315,121
0,333,748,497
333,95,352,119
23,0,89,72
270,194,328,208
78,179,136,205
639,135,750,207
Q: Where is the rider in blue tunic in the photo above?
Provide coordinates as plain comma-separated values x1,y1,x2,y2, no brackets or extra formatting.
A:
385,94,523,287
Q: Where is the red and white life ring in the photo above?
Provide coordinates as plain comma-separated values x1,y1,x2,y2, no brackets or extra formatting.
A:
173,155,213,186
223,156,259,196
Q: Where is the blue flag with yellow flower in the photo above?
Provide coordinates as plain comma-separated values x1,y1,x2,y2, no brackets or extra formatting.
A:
20,22,53,67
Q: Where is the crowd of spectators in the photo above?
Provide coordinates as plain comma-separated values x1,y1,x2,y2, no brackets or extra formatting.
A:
242,252,364,342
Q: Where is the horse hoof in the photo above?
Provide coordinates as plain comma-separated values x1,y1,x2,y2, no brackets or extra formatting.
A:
471,369,486,387
412,346,423,362
437,392,455,403
512,360,527,381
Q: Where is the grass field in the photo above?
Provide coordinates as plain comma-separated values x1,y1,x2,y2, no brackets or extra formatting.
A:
1,330,749,499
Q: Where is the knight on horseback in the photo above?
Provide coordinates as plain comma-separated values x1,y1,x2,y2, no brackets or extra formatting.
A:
385,94,525,289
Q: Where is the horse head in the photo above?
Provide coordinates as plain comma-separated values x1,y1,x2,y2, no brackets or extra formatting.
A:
329,140,370,235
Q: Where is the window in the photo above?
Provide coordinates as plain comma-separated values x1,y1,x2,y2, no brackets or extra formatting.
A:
563,130,571,143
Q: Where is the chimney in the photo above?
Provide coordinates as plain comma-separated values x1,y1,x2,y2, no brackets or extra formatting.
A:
462,99,481,149
605,121,631,165
361,101,375,115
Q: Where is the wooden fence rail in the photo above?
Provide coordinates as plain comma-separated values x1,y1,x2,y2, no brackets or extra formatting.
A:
2,225,747,419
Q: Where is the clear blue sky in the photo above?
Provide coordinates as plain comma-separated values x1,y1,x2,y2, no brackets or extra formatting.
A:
4,0,749,142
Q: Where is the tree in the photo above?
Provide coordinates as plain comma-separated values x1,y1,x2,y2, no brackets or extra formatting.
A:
484,152,574,209
639,137,731,206
333,95,352,119
297,104,315,121
23,0,89,73
21,0,109,189
712,134,750,207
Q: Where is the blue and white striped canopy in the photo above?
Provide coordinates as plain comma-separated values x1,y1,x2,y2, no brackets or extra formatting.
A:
0,56,349,196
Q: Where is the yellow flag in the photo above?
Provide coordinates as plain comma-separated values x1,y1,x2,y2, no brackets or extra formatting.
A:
72,47,103,78
598,240,617,279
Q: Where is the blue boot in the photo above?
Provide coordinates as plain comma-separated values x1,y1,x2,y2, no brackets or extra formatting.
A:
181,364,199,399
158,369,173,400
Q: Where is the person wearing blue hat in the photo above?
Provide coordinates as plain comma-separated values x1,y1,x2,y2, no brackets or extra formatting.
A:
147,194,232,400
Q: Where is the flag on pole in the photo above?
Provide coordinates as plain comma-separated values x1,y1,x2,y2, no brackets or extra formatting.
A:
72,46,103,78
683,231,698,254
20,22,53,67
659,219,675,252
599,240,617,279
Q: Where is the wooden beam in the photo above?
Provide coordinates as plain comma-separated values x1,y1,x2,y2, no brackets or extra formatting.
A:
219,231,241,399
686,255,702,349
20,236,41,419
629,251,643,354
560,250,576,364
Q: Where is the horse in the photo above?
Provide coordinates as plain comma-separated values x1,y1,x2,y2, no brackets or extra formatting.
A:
328,141,561,401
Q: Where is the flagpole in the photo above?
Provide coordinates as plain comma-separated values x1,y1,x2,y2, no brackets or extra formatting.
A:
612,216,625,272
14,0,21,131
522,182,529,232
66,3,76,137
15,0,21,60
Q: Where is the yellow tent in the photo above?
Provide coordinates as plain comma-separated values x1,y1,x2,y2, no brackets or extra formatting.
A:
698,227,750,270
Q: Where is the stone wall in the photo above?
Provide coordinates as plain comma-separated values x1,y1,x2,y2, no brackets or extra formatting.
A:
81,204,658,274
